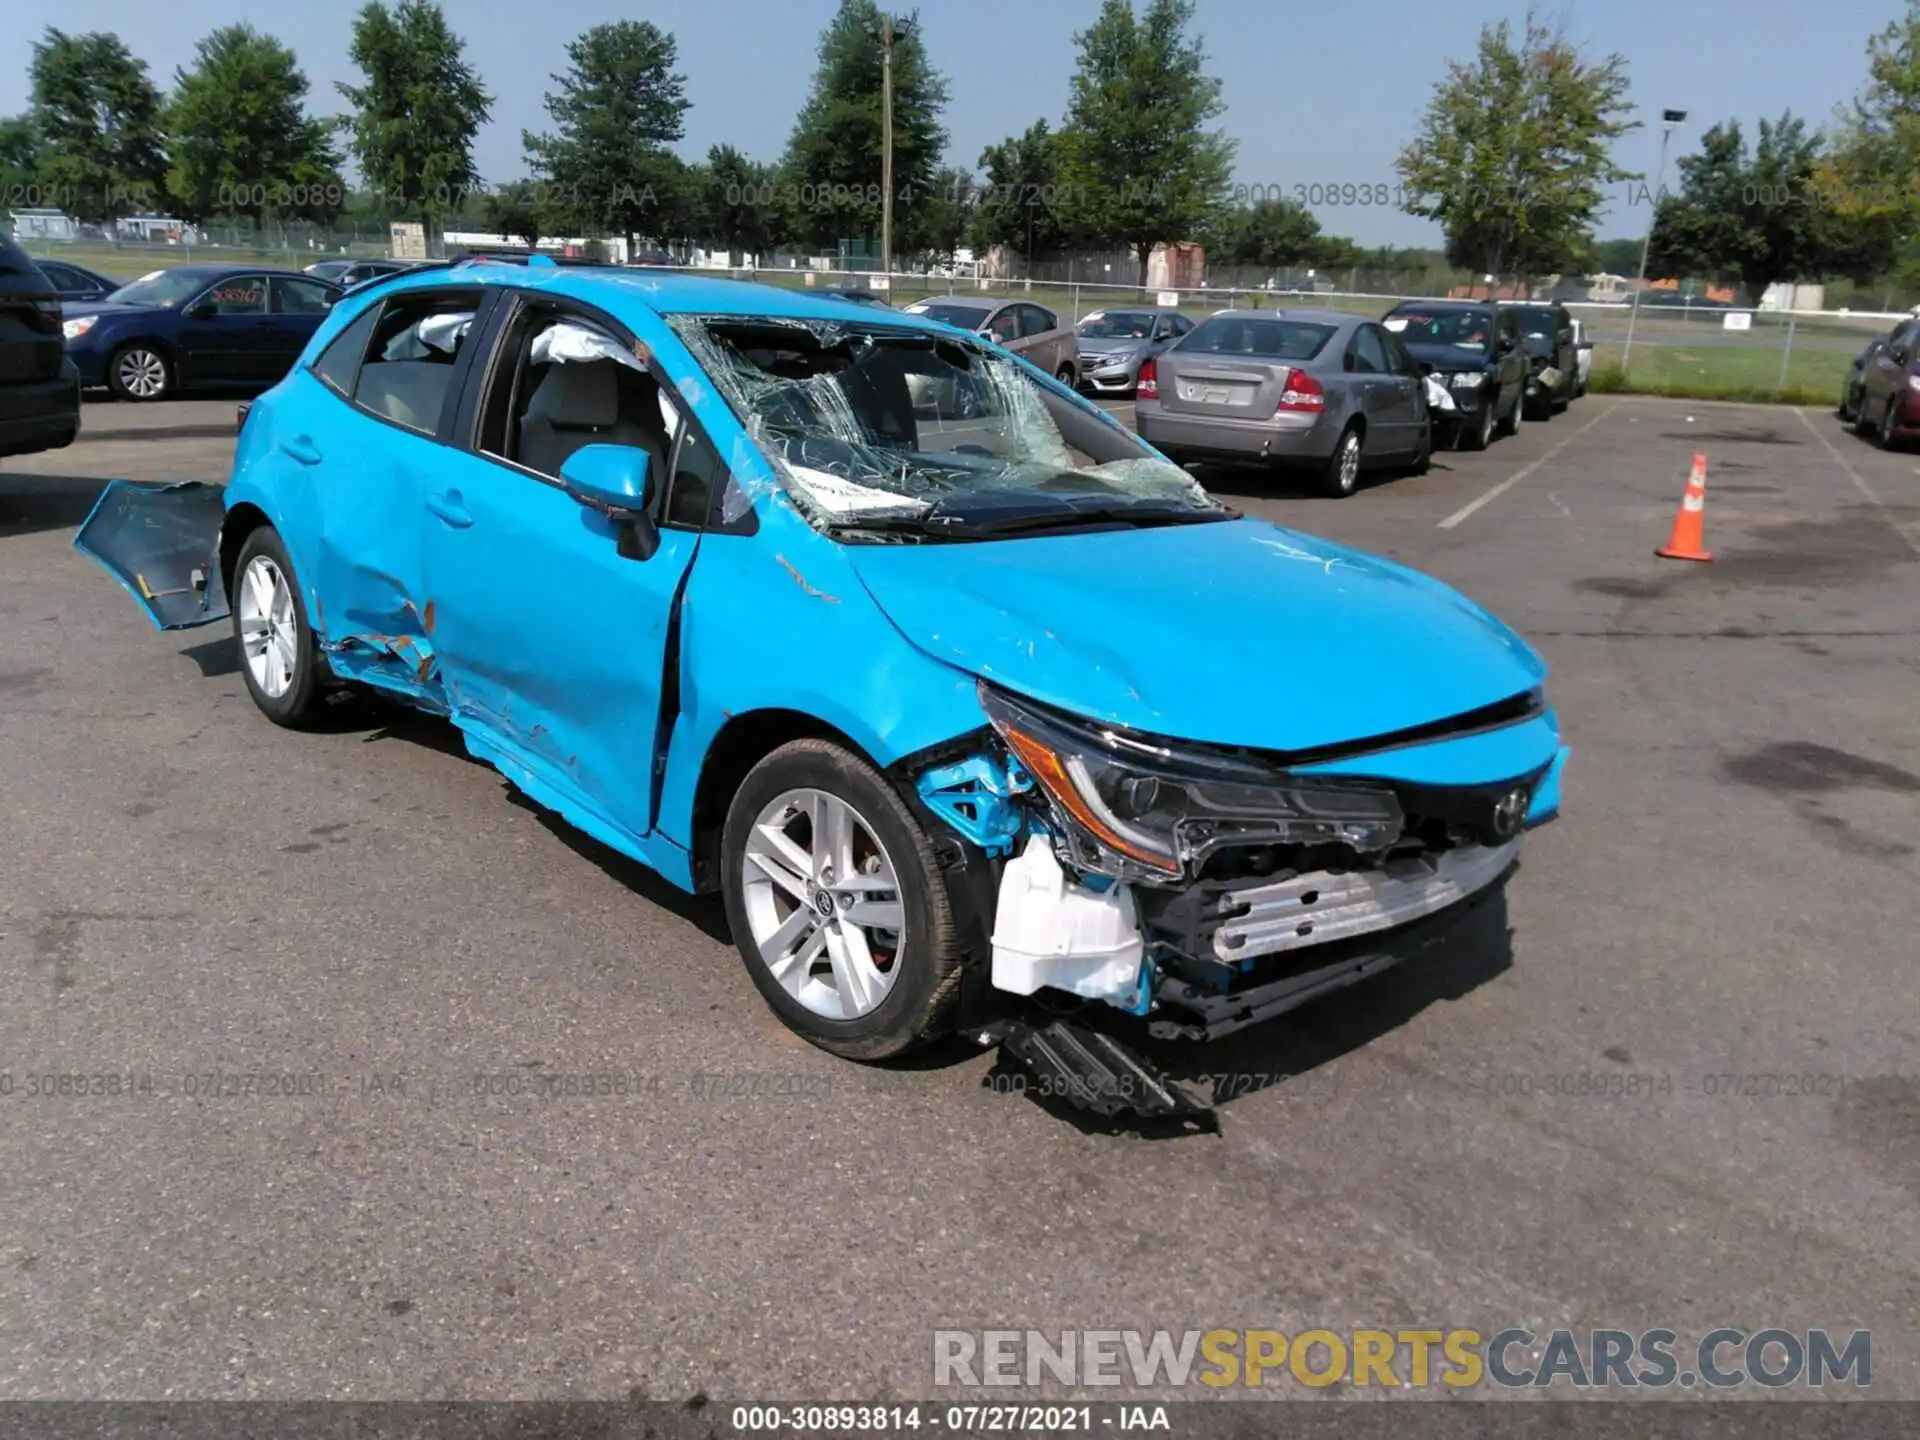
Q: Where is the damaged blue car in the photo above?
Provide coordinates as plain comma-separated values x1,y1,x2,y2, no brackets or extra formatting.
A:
75,256,1566,1120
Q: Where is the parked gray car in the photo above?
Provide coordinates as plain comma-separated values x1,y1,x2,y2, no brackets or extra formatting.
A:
1134,309,1431,497
901,295,1080,385
1073,306,1194,395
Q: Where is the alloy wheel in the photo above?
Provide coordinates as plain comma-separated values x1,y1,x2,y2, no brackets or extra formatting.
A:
740,787,906,1020
237,554,299,699
1337,433,1361,492
115,348,167,400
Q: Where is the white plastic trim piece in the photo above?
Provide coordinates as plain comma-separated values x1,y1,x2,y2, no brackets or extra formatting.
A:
990,836,1144,1003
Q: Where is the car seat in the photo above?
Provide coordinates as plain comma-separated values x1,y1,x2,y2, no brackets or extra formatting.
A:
518,359,673,482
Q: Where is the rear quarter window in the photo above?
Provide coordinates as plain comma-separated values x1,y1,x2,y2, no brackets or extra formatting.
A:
1178,318,1335,361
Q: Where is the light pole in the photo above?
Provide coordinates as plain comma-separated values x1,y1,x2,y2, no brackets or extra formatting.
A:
875,14,911,285
1621,107,1687,374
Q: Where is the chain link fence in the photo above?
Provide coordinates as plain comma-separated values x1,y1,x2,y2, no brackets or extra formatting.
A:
19,228,1887,403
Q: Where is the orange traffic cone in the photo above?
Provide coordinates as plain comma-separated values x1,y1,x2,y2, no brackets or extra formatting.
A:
1656,453,1713,562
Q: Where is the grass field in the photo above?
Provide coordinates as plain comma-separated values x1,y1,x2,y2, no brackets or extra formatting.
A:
27,240,1869,407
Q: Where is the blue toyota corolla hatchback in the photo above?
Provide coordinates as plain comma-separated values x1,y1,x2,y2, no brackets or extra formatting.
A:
77,256,1565,1117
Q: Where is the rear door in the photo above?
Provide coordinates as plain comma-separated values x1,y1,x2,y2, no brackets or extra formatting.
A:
1344,323,1413,454
1154,315,1330,420
0,231,65,387
1017,303,1069,375
1379,327,1428,450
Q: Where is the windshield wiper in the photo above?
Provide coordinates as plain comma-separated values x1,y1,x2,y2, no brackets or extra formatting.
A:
942,501,1237,537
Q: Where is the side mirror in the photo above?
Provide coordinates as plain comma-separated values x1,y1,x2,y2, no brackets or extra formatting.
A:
1498,337,1516,354
559,443,660,561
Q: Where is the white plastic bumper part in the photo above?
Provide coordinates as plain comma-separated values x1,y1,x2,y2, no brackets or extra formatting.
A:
990,836,1144,1002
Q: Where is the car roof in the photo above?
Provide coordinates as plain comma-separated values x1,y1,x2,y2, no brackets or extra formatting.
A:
355,262,992,336
1201,308,1357,325
1388,299,1492,312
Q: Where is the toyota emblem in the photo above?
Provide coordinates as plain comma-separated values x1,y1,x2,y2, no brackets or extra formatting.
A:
1491,788,1529,838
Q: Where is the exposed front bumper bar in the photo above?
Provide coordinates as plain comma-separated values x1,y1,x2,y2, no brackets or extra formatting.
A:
1211,840,1519,963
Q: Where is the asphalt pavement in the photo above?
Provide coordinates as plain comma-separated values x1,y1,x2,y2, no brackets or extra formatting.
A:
2,389,1917,1401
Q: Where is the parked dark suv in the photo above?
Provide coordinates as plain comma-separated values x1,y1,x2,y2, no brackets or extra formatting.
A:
0,230,81,458
1381,300,1527,450
1498,300,1578,418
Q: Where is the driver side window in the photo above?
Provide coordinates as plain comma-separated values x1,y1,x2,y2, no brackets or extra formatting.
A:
478,304,678,494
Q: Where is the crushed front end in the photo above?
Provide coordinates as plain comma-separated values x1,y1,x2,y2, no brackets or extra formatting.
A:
909,680,1565,1121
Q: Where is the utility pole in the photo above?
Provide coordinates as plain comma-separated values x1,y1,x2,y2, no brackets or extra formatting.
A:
1622,107,1687,375
879,14,896,284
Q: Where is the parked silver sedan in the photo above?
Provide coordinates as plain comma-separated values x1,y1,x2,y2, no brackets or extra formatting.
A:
1073,306,1194,396
900,295,1080,385
1134,309,1432,497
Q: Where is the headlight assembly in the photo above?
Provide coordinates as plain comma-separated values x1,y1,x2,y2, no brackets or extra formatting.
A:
978,681,1404,883
63,316,96,341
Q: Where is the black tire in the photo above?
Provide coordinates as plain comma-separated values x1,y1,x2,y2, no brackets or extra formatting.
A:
1055,363,1076,387
1407,418,1432,475
1463,400,1496,450
1319,423,1363,497
1853,393,1879,437
1497,389,1522,437
1879,396,1903,450
230,525,328,728
721,739,965,1061
106,342,172,402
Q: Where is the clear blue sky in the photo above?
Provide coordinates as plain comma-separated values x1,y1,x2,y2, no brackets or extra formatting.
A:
0,0,1897,245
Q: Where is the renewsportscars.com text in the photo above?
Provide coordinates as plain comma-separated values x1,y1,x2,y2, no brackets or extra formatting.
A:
933,1327,1871,1390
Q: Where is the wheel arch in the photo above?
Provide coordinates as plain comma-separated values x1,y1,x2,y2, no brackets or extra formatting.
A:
218,501,275,601
688,707,882,894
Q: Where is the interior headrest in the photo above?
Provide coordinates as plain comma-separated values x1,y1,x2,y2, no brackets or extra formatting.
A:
525,361,620,428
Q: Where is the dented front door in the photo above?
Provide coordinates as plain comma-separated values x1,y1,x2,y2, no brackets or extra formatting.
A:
73,480,231,630
419,445,697,843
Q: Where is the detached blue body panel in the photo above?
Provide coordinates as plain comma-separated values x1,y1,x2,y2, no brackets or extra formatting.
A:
73,266,1567,909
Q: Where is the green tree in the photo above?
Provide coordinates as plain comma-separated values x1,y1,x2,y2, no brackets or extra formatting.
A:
524,21,690,252
1812,3,1920,285
696,143,780,260
337,0,492,239
165,25,343,229
1396,11,1635,284
0,116,40,209
911,164,974,264
969,120,1072,259
1054,0,1234,286
778,1,950,255
1645,116,1851,302
1201,196,1322,268
28,29,169,223
1585,236,1644,274
484,179,547,250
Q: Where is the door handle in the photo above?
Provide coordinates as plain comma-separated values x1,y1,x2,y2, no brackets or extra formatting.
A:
280,435,321,465
426,491,473,527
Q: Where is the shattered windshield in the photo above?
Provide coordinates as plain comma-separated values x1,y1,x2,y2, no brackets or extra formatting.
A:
670,314,1228,540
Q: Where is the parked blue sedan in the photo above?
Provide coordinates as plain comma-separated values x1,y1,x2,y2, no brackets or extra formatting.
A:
61,264,342,401
74,257,1565,1120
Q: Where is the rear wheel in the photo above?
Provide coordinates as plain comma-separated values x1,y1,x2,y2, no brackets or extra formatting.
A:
1407,418,1432,475
231,526,327,728
1055,363,1076,387
1319,424,1363,497
1879,396,1903,450
722,739,965,1060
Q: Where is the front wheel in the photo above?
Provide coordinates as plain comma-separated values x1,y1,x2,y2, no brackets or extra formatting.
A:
1055,364,1076,387
722,739,965,1060
231,526,328,727
1879,396,1903,450
1497,389,1522,436
108,343,171,402
1462,400,1496,450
